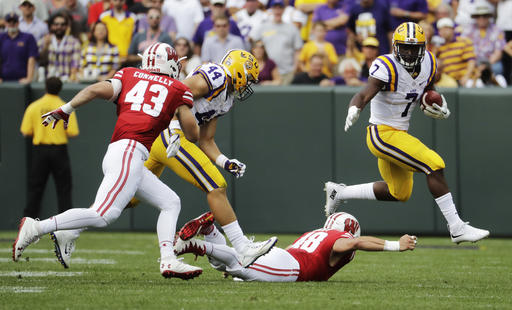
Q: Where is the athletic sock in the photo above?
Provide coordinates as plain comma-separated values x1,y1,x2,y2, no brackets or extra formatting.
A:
38,208,107,235
338,182,377,200
159,241,175,258
204,241,240,270
222,220,249,253
435,192,464,232
205,226,227,245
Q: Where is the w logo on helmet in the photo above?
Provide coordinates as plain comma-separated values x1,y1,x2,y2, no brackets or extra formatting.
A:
165,46,178,61
344,218,360,236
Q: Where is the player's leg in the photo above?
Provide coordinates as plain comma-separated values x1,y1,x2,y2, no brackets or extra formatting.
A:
14,140,145,261
23,146,51,218
160,130,278,266
370,125,488,242
135,166,202,279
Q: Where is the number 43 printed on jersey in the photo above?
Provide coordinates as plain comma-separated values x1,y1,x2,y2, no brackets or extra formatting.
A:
125,80,169,117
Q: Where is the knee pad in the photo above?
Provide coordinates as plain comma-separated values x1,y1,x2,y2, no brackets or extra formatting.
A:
391,188,413,202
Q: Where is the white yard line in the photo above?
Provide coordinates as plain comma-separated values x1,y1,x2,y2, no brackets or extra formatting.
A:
0,258,116,264
0,286,45,293
0,271,84,277
0,248,144,255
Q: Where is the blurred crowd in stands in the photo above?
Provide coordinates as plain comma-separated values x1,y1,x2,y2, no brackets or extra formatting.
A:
1,0,511,88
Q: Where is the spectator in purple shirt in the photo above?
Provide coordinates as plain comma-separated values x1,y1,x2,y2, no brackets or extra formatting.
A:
312,0,351,56
0,13,38,83
192,0,242,55
389,0,428,29
137,0,177,41
348,0,393,55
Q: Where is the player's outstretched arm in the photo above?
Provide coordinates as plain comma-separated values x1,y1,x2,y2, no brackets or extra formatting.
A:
176,105,199,143
344,77,384,132
332,235,417,253
42,81,114,129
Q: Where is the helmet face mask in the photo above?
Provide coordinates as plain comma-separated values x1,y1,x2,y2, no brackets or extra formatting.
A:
140,43,181,78
221,49,259,101
324,212,361,238
392,22,426,71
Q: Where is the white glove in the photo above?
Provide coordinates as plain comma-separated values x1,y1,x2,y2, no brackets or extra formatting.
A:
166,132,180,158
423,95,451,120
344,106,361,132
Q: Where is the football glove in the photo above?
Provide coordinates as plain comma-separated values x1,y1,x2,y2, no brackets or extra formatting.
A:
423,95,451,120
224,159,246,178
344,106,361,132
42,105,72,129
166,131,180,158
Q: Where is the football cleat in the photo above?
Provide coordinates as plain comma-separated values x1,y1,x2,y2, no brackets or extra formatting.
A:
238,236,278,268
12,217,40,262
50,230,77,269
160,256,202,280
174,238,207,258
178,211,215,241
323,182,346,217
449,222,490,244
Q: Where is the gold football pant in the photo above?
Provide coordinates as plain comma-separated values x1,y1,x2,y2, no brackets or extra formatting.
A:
366,125,445,201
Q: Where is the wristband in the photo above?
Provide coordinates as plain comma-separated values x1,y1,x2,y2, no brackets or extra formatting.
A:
61,102,75,114
383,240,400,251
215,154,229,168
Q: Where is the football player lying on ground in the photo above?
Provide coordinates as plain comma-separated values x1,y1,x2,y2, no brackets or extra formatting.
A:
173,211,417,281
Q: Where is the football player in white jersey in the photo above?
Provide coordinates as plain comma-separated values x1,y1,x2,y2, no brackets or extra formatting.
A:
51,49,278,269
324,22,489,244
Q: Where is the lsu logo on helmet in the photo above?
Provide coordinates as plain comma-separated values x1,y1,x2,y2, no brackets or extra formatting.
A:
392,22,426,71
221,49,259,101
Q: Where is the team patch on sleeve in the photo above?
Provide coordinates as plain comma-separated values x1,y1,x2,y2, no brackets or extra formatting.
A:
371,56,399,92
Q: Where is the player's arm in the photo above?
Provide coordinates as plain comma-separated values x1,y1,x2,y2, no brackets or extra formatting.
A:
344,76,384,132
176,105,199,143
42,81,114,129
332,235,417,253
182,74,210,99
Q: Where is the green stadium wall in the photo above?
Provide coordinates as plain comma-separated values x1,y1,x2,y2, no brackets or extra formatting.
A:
1,83,510,236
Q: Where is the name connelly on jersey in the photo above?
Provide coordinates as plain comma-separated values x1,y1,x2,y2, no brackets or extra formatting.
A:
133,71,174,86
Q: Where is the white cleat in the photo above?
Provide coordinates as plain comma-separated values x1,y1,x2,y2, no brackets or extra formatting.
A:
50,230,77,269
238,236,278,268
449,222,490,244
160,256,202,280
324,182,346,217
12,217,40,262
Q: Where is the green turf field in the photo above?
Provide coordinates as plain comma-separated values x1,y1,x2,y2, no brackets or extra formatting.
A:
1,231,510,309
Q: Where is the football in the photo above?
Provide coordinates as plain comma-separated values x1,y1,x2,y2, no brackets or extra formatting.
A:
421,90,443,110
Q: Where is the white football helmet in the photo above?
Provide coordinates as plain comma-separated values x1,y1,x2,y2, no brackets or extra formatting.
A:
324,212,361,237
139,42,182,78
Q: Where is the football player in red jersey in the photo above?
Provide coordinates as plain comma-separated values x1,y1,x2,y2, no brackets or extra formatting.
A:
174,211,417,282
13,42,204,280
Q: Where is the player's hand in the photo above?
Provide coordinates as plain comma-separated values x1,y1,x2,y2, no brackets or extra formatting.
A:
432,95,450,119
399,234,417,251
224,159,246,178
42,107,70,129
344,106,361,132
165,131,180,158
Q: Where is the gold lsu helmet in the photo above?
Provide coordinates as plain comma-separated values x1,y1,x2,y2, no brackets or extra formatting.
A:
221,49,259,101
392,22,426,71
